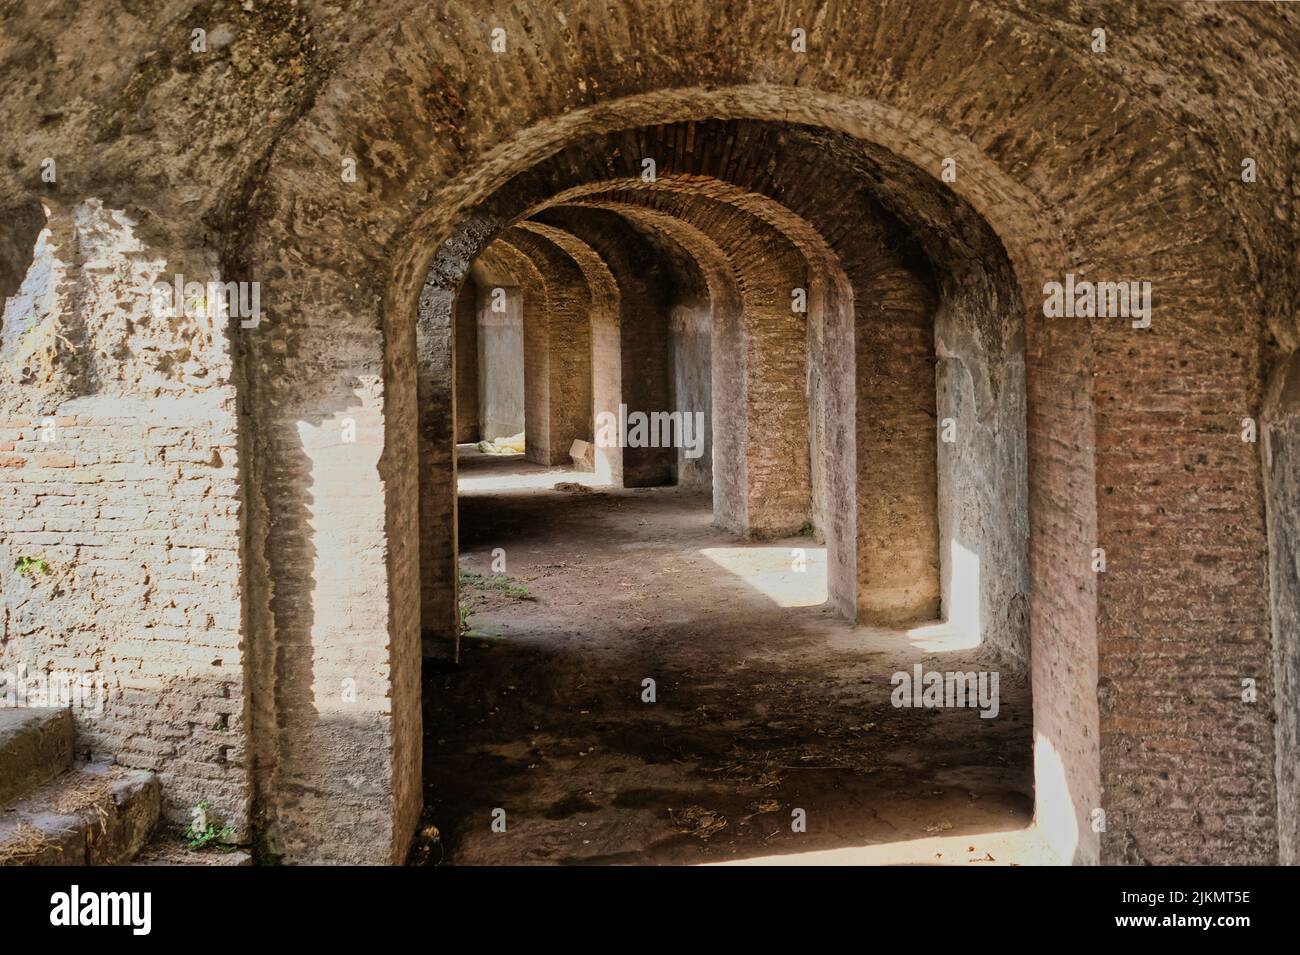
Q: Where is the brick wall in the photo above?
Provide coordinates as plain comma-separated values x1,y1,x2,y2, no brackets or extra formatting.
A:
0,202,248,833
454,279,480,444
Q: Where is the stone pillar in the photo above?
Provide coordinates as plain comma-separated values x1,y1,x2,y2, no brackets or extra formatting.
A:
536,208,674,487
454,278,479,444
855,264,941,625
416,280,464,659
499,229,594,466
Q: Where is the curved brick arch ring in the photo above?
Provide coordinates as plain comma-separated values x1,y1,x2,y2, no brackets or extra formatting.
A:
245,54,1265,862
243,88,1099,867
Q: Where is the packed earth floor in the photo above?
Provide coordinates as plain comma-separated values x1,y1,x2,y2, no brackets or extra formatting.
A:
413,452,1048,865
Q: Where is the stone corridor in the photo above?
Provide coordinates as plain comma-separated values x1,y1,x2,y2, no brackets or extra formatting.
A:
0,2,1297,867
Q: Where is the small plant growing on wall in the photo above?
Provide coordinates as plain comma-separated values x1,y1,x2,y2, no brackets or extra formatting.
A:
186,801,237,851
14,555,52,577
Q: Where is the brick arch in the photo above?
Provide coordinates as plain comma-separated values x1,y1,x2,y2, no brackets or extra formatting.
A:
558,194,858,614
244,15,1271,858
414,222,602,647
405,120,1034,644
244,98,1089,865
491,230,594,467
513,221,625,484
0,0,1286,871
544,202,737,482
566,186,940,626
427,183,825,575
568,192,813,536
477,185,857,623
481,174,874,620
409,128,964,630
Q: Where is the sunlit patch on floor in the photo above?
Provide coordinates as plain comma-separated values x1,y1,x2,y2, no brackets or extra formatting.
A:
699,545,828,607
705,826,1061,866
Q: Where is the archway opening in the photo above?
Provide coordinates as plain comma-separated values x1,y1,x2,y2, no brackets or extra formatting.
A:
410,118,1039,864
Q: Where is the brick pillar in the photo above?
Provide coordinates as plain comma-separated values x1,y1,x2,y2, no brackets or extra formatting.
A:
1264,350,1300,865
536,208,674,487
454,277,479,444
855,264,941,625
499,228,594,466
415,280,464,658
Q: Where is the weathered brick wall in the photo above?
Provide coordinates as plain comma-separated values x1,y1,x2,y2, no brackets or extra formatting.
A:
0,202,248,833
454,279,480,444
1025,280,1102,864
0,400,246,827
1087,181,1275,865
536,208,676,487
1264,351,1300,865
498,228,594,467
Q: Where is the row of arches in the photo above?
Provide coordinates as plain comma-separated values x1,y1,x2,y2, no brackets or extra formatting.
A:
206,6,1288,866
412,121,1031,659
1,0,1294,869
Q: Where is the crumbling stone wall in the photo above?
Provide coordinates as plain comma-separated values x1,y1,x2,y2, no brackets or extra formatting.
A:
0,201,247,833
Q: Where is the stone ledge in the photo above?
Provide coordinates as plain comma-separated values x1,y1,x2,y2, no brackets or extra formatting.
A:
0,762,159,866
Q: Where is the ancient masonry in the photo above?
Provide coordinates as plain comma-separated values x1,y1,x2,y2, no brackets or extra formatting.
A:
0,1,1298,865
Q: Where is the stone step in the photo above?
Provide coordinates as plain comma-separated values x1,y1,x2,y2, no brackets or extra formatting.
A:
0,708,73,806
0,762,160,865
131,840,253,866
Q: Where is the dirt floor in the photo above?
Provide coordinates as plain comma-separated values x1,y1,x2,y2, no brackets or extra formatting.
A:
414,450,1044,865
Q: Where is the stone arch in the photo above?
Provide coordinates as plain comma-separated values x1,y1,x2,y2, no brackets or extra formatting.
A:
0,0,1289,871
514,220,624,483
241,14,1273,860
242,95,1090,865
